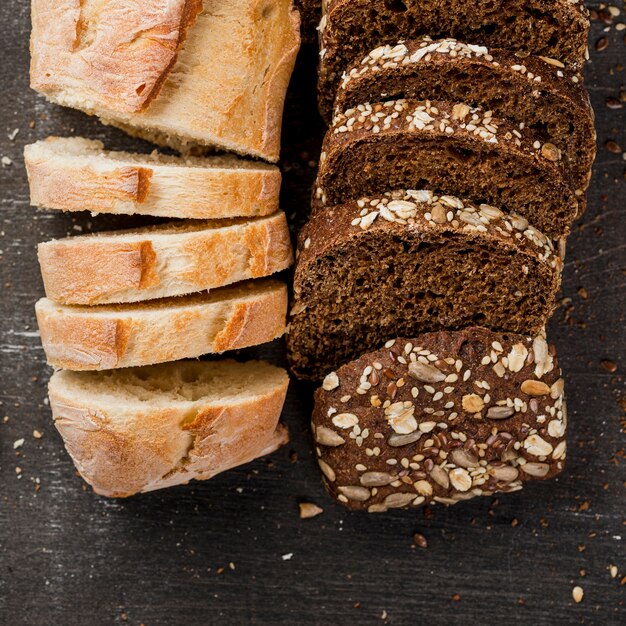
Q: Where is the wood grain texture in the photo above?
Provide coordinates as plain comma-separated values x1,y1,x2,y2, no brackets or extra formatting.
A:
1,2,624,625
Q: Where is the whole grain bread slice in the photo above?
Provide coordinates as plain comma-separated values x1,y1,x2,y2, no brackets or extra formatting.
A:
330,38,595,193
25,137,281,219
31,0,301,161
38,214,293,305
48,360,289,497
288,190,562,380
316,99,580,238
36,279,287,370
318,0,590,118
312,327,566,512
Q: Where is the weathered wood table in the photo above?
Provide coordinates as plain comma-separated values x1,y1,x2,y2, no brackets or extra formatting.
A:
1,2,624,624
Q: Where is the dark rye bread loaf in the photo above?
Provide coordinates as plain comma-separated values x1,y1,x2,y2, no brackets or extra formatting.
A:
318,0,590,117
315,99,581,238
287,190,562,380
312,327,567,512
331,37,595,193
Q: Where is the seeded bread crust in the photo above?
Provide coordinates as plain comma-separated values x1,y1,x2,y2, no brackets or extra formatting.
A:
318,0,590,118
30,0,203,114
36,279,288,370
25,137,281,219
288,190,562,380
312,328,566,512
38,214,293,305
316,99,581,237
330,38,595,193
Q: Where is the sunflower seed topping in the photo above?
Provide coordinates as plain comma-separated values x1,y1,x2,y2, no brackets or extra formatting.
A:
332,413,359,429
338,486,371,501
360,471,395,487
322,372,339,391
315,426,346,447
408,361,446,383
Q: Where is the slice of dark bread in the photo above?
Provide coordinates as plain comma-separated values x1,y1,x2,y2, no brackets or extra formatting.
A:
330,37,595,193
318,0,590,117
287,190,562,380
315,99,581,238
312,327,566,512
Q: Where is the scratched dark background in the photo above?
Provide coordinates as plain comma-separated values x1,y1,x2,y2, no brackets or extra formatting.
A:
1,2,624,625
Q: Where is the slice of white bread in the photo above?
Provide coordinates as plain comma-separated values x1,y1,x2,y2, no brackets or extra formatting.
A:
25,137,281,219
38,214,293,305
48,360,290,497
30,0,301,161
36,279,287,370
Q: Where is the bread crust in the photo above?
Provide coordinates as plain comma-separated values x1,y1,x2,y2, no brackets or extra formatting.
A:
316,99,581,236
30,0,203,113
25,137,281,219
288,190,562,379
48,361,289,497
319,0,590,116
30,1,302,161
36,280,288,370
105,0,302,161
312,328,567,511
37,214,294,305
329,38,595,193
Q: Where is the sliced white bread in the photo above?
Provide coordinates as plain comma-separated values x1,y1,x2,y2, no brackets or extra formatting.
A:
36,279,287,371
30,0,301,161
25,137,281,219
48,360,290,497
38,214,293,305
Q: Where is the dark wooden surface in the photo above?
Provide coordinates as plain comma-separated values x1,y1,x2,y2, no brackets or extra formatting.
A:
1,3,625,625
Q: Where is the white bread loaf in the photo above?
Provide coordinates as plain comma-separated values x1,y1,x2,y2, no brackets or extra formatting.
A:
25,137,281,219
37,214,293,305
30,0,301,161
36,279,287,370
48,360,290,497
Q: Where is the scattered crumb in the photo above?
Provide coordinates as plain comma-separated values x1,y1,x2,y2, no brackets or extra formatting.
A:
299,502,323,519
413,532,428,549
601,359,618,373
572,586,584,603
32,430,42,439
281,553,293,561
13,438,24,449
609,564,618,579
1,156,12,166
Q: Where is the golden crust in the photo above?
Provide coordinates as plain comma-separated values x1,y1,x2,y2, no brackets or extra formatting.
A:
30,1,301,161
48,362,290,497
37,214,293,305
24,137,282,218
36,281,288,370
30,0,202,113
